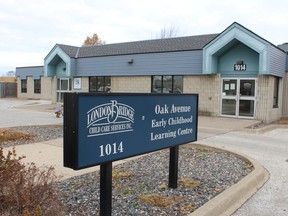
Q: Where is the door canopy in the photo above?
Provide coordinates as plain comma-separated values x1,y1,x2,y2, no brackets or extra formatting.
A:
203,22,271,75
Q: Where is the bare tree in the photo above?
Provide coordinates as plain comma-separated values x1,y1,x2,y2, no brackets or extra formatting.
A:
6,71,15,77
82,33,106,46
155,24,180,39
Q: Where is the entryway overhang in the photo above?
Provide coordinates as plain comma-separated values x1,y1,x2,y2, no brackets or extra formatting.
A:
203,22,270,75
44,45,74,77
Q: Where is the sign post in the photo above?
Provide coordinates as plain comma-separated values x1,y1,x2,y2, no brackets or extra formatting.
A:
64,93,198,215
100,162,112,216
169,146,179,189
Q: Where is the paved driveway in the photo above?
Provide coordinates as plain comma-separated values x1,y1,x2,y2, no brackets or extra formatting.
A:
0,99,62,128
197,127,288,216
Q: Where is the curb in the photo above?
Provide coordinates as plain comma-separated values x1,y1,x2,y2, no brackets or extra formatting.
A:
242,124,288,134
188,146,270,216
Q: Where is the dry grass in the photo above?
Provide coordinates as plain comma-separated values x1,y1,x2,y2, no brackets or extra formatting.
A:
112,169,133,179
139,194,190,210
181,144,212,153
112,169,134,191
139,194,175,207
0,129,33,143
180,177,201,188
158,182,168,190
180,203,197,212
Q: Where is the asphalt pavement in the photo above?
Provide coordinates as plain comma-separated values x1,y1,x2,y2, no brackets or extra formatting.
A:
1,98,287,216
0,98,62,127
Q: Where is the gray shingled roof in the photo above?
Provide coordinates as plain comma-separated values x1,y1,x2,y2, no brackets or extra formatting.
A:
57,34,218,58
57,44,80,57
278,43,288,53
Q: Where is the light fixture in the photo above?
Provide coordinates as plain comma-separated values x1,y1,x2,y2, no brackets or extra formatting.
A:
127,59,134,64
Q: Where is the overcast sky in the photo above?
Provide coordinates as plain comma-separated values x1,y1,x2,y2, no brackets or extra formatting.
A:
1,0,288,76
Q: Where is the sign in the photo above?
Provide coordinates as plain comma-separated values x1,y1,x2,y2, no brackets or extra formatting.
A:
234,63,247,71
73,78,82,89
64,93,198,170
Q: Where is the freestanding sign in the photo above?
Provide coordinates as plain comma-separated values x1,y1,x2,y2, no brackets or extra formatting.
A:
64,93,198,170
64,93,198,215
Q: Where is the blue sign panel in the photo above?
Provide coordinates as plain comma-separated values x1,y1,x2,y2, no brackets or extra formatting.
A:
64,93,198,170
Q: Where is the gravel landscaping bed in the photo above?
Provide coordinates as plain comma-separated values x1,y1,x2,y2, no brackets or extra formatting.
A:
1,125,254,215
0,125,63,148
58,145,253,215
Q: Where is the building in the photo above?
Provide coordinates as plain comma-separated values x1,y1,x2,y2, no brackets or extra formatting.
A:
16,22,288,123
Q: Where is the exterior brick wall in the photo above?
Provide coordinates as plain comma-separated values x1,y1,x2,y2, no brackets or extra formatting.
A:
17,77,23,98
41,77,53,100
17,76,52,100
111,76,151,93
50,76,57,103
77,77,89,93
18,76,31,99
184,74,221,116
256,75,283,123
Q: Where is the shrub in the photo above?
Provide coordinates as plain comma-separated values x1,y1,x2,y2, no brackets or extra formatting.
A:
0,147,65,215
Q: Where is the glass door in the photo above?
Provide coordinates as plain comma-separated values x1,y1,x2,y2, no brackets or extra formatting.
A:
57,78,72,103
221,78,256,118
239,79,255,117
221,79,237,116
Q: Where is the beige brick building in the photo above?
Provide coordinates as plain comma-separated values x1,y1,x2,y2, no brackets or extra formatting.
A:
16,22,288,123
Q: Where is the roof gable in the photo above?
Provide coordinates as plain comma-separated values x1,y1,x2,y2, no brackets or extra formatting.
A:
57,44,80,58
44,45,75,77
203,22,272,74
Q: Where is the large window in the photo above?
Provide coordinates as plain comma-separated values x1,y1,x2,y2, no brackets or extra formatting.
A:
34,79,41,94
21,80,27,93
273,77,280,108
89,76,111,92
151,75,183,93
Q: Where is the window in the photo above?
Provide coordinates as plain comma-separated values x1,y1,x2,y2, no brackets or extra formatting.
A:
273,77,280,108
89,76,111,92
151,75,183,93
57,78,72,91
21,80,27,93
34,79,41,94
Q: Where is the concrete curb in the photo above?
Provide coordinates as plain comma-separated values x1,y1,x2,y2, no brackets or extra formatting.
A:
242,124,288,134
188,146,270,216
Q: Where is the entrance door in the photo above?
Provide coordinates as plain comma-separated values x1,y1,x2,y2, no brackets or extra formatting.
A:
57,78,72,103
221,78,256,118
